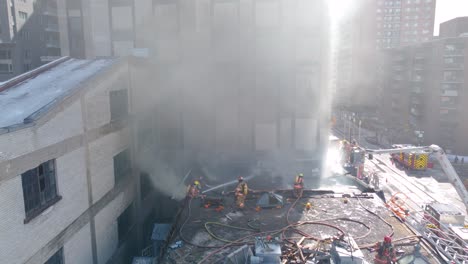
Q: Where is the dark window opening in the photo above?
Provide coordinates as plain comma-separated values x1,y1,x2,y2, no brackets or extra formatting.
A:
114,149,131,184
118,203,135,244
45,248,64,264
0,63,13,73
0,50,12,59
140,172,153,199
21,160,60,222
110,89,129,121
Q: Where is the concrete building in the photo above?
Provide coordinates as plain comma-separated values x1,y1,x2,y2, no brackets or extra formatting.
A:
0,57,158,264
440,17,468,38
334,0,377,108
0,1,330,263
56,0,331,177
334,0,436,109
133,0,330,179
0,0,61,81
380,17,468,155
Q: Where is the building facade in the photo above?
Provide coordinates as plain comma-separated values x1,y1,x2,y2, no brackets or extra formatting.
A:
380,18,468,154
57,0,331,178
0,57,159,264
135,0,330,179
440,17,468,38
0,0,61,81
334,0,436,108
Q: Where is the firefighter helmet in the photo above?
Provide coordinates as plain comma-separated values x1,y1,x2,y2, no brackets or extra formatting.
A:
194,180,200,186
298,173,304,177
238,176,244,182
384,236,392,243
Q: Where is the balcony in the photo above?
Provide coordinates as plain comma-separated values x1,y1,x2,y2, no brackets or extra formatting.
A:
444,63,464,70
411,97,422,105
411,87,422,94
412,76,423,82
46,41,60,48
441,89,458,97
410,107,421,117
40,56,61,62
414,54,425,60
413,64,424,71
45,24,59,32
43,7,58,16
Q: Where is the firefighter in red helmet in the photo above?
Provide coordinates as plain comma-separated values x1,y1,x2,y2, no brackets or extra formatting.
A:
374,236,396,264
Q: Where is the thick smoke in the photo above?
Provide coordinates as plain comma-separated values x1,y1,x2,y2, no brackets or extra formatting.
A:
130,1,332,199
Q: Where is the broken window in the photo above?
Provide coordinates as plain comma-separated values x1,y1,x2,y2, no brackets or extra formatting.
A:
21,160,59,222
113,149,131,184
45,248,64,264
110,89,129,121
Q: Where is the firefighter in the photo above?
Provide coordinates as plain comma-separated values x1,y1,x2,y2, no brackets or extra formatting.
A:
374,236,396,264
235,176,248,209
187,180,202,199
371,171,380,189
293,173,304,198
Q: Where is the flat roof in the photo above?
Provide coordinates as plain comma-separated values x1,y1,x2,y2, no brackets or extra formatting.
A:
0,58,115,129
167,190,436,263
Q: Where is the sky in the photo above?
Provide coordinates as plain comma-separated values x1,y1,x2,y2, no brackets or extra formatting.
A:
434,0,468,35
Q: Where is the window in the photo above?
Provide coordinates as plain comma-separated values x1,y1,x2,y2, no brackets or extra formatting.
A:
24,63,31,71
0,63,13,73
18,11,28,20
114,149,130,184
0,50,11,59
45,248,64,264
21,30,30,40
140,172,153,199
21,160,59,222
110,89,128,121
118,203,135,243
23,49,30,59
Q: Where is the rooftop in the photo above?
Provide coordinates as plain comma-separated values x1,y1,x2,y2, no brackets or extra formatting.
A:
162,189,436,263
0,58,116,129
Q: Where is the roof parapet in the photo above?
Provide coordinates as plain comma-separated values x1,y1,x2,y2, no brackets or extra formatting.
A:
0,56,70,93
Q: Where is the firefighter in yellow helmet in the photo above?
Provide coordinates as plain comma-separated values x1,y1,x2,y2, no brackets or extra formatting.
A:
235,176,248,209
293,173,304,198
187,180,201,199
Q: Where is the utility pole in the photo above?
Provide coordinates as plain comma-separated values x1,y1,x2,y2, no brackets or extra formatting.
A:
348,116,352,141
358,120,362,144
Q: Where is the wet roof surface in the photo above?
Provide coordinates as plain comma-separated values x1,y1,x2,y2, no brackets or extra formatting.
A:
165,191,437,263
0,58,115,128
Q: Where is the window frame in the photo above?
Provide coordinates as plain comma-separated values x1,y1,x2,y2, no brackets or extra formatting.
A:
21,160,62,224
45,248,64,264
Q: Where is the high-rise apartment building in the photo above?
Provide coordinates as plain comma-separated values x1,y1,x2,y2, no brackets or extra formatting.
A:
0,0,61,81
376,0,436,49
380,17,468,155
440,17,468,38
334,0,436,109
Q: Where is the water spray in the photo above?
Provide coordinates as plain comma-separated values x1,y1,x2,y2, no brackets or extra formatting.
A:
202,174,256,194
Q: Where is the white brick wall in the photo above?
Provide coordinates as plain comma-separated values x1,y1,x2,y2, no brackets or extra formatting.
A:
0,60,132,264
0,128,35,161
95,192,130,264
64,223,93,264
88,127,130,203
84,82,112,130
0,147,88,264
36,101,84,149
